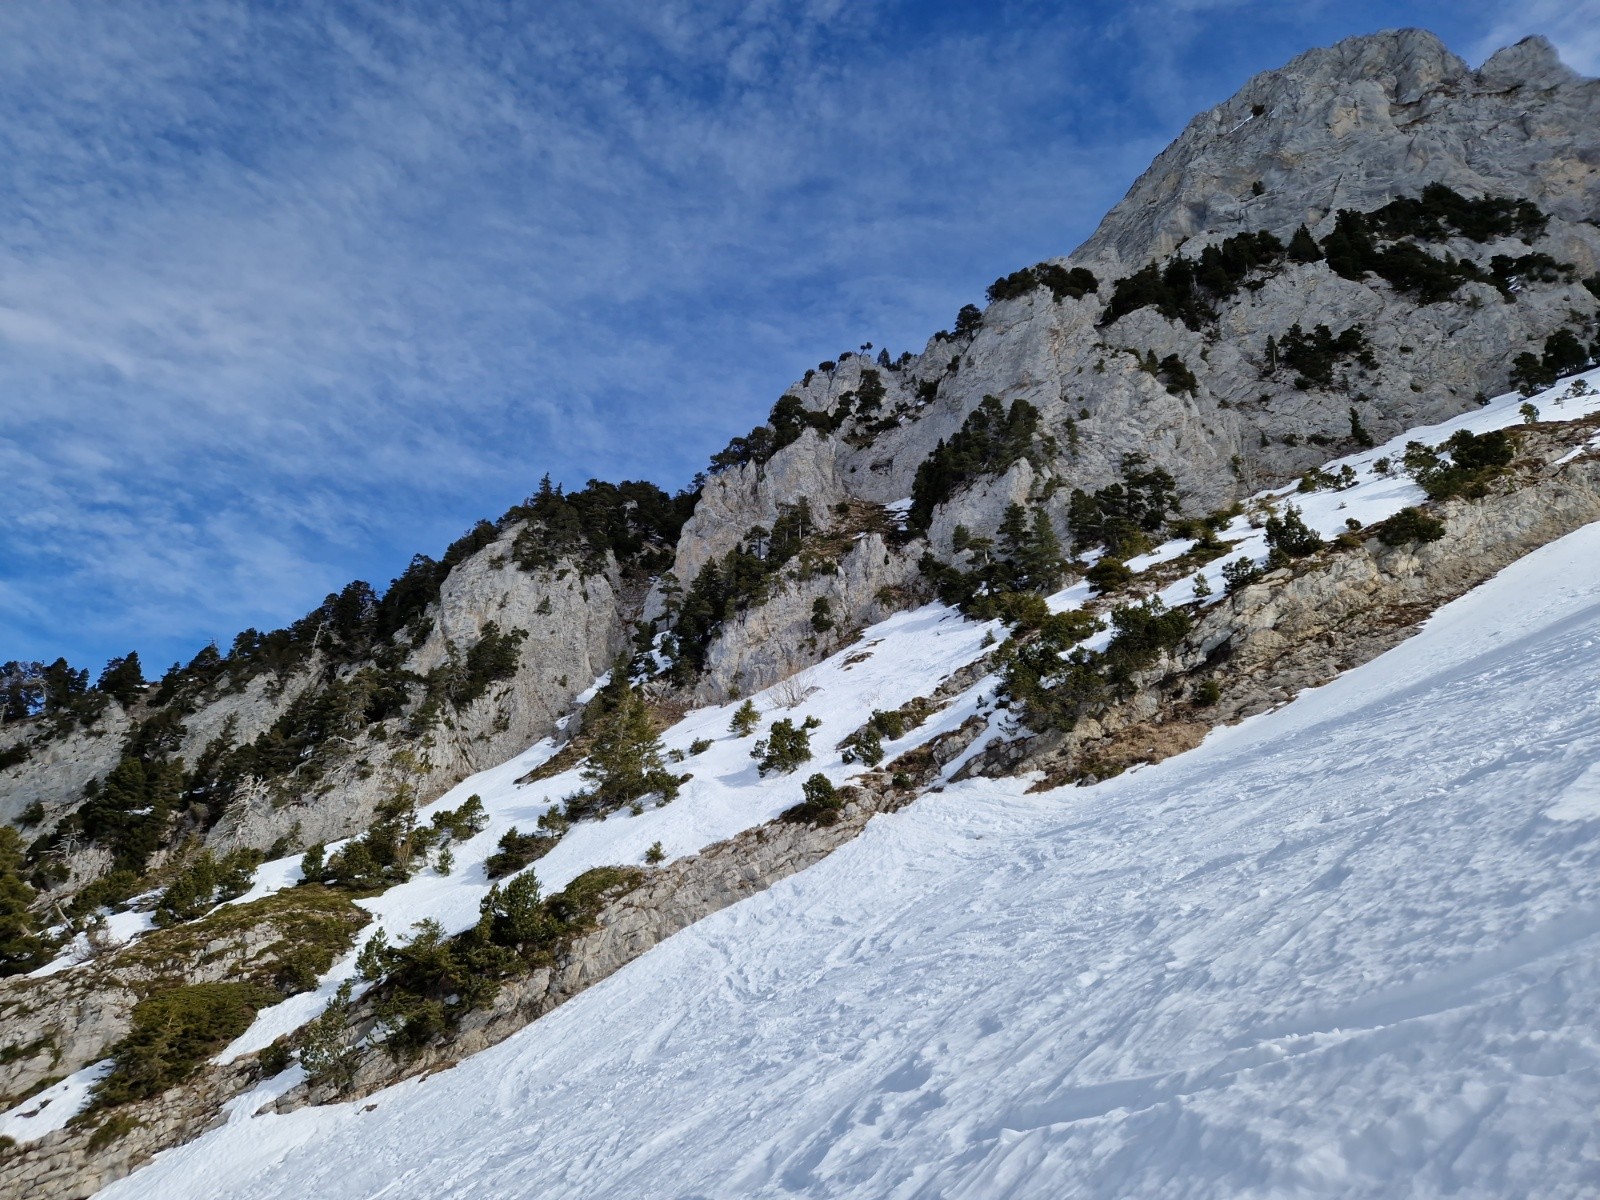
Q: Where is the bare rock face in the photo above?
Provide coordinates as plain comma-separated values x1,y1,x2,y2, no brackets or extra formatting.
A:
672,29,1599,579
1073,31,1599,270
0,712,129,827
693,534,922,702
673,427,853,584
212,527,629,854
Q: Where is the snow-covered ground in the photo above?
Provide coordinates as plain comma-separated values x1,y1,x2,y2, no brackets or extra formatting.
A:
222,600,1001,1061
99,507,1600,1195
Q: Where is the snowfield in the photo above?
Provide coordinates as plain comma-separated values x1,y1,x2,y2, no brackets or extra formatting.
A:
99,512,1600,1197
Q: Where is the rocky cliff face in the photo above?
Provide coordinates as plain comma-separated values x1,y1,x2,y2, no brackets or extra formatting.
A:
678,30,1597,572
1076,32,1597,270
1,524,631,876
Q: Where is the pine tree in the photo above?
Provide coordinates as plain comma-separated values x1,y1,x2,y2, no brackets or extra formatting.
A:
0,827,48,976
1287,224,1323,263
577,679,678,815
729,700,760,736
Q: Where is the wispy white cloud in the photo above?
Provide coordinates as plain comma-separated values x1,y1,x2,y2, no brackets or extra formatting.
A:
1472,0,1600,73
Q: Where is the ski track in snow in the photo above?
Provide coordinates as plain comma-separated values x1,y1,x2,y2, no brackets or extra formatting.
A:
99,512,1600,1198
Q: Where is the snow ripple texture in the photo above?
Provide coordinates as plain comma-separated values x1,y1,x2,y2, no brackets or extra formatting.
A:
104,524,1600,1199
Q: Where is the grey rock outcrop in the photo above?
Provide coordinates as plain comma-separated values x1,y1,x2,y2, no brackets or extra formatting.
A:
678,29,1598,585
693,533,922,702
1074,30,1599,270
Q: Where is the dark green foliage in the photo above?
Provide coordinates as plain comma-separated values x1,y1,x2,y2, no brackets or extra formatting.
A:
1193,678,1222,706
1264,504,1323,564
1084,556,1134,595
1101,598,1191,685
1287,225,1323,263
1323,208,1492,302
810,597,835,634
1585,274,1600,302
306,794,426,892
94,982,279,1107
996,609,1108,731
1297,465,1358,494
448,623,528,709
918,504,1065,617
855,369,887,416
1274,322,1377,388
987,263,1099,304
997,504,1068,593
1067,453,1179,554
839,724,883,766
839,703,931,766
783,774,844,826
752,717,817,776
429,795,489,843
1378,506,1447,546
484,827,560,879
570,677,678,818
78,754,184,872
96,653,145,708
360,868,641,1053
153,848,264,926
909,396,1040,530
1349,407,1375,448
368,918,518,1051
667,500,818,681
40,657,90,715
953,304,984,338
1156,354,1198,396
1317,188,1551,304
510,476,693,576
1364,183,1547,244
364,868,647,1053
0,828,49,976
1,661,44,723
729,700,760,736
1511,329,1595,395
1491,252,1575,291
1221,556,1262,593
298,980,360,1088
1402,429,1516,500
1102,230,1284,329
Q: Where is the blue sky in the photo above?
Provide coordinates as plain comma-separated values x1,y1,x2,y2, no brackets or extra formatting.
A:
2,0,1596,676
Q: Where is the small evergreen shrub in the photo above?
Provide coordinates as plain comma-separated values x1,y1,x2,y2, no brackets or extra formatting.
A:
1402,430,1516,500
729,700,760,736
94,982,279,1107
752,717,818,776
1221,557,1262,593
1084,556,1134,594
1264,504,1323,564
153,848,264,927
484,827,560,879
783,774,846,826
1377,507,1447,546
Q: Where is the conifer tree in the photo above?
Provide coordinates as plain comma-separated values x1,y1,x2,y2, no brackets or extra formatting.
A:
1287,224,1323,263
0,827,48,976
577,679,678,814
729,700,760,736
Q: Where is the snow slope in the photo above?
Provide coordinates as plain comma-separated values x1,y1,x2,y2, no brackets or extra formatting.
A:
100,517,1600,1196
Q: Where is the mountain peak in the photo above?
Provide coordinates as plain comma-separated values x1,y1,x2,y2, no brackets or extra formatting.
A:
1477,35,1579,91
1071,28,1598,270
